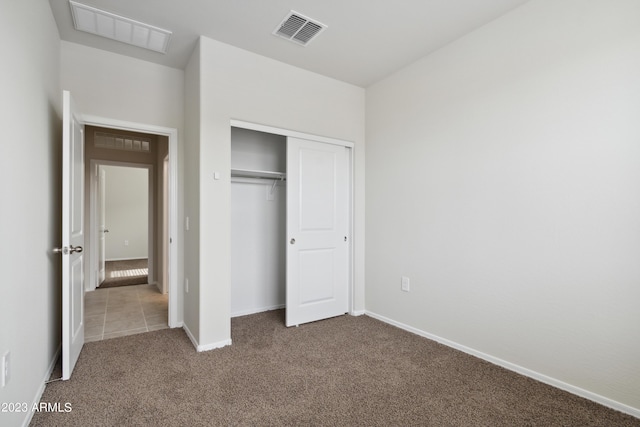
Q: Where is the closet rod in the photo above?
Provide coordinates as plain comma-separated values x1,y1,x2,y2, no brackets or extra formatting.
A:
230,168,286,181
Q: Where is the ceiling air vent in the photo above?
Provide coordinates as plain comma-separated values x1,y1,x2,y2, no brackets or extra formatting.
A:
273,11,327,46
69,0,171,53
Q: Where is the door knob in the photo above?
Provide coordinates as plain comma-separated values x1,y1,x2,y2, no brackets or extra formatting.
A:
53,245,83,254
290,238,296,245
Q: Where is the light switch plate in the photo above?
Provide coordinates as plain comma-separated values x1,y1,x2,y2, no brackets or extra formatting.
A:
401,276,410,292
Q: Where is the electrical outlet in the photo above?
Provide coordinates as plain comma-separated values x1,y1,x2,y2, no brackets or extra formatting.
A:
185,278,189,293
1,351,10,387
401,276,410,292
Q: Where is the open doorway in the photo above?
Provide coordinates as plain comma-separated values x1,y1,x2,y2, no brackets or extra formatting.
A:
83,126,171,341
98,164,150,288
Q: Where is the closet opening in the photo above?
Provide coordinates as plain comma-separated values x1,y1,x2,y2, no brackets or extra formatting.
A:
231,127,287,318
230,122,354,327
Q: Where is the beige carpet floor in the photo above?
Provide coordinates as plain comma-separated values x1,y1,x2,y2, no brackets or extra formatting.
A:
32,310,638,426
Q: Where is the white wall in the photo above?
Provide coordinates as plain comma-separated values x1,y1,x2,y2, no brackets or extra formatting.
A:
188,37,365,348
183,40,201,340
231,128,286,316
60,42,184,130
102,165,149,260
61,41,185,322
366,0,640,414
231,182,286,316
0,2,61,426
231,127,286,172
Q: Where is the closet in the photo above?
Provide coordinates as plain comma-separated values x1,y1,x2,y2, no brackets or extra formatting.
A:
231,127,287,318
231,125,351,327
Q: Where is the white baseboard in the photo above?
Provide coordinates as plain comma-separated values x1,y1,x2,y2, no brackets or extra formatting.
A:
350,309,365,316
22,344,62,427
197,338,233,352
182,324,232,352
231,304,285,318
365,310,640,420
105,257,148,262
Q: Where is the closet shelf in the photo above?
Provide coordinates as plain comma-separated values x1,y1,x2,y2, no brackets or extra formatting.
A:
231,168,286,180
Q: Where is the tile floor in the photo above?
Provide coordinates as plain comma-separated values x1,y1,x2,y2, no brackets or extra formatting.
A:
84,284,169,342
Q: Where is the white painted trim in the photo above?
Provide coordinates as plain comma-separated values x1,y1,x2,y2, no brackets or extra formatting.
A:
183,325,232,352
81,115,180,328
83,115,177,138
350,310,365,316
231,119,355,148
22,345,62,427
365,310,640,419
231,304,285,318
167,127,179,327
88,161,99,291
162,155,169,295
197,339,233,352
347,146,355,316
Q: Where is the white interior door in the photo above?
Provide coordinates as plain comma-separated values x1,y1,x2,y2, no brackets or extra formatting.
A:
286,137,349,327
98,167,106,284
61,90,85,380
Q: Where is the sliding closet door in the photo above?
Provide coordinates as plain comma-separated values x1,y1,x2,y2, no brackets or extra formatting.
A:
286,137,349,327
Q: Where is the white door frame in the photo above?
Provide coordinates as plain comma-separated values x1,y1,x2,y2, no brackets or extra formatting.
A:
83,115,180,328
97,166,106,284
89,161,155,290
230,119,355,316
162,155,169,294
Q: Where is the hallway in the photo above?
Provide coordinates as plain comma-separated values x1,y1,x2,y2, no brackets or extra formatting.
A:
84,284,168,342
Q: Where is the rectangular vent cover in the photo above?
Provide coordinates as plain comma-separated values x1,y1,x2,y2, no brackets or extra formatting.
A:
273,11,326,46
69,1,171,53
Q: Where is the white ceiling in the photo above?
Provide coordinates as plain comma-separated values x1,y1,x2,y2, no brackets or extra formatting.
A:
49,0,530,87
